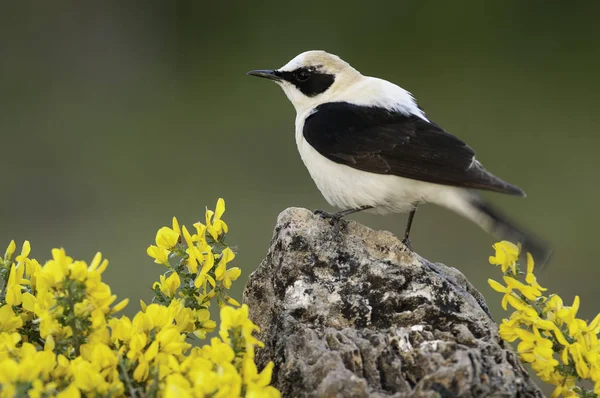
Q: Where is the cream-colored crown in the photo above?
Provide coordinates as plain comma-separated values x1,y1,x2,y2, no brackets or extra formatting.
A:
279,50,357,75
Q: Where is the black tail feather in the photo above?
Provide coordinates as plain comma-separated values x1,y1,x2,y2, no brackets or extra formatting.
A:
470,199,553,267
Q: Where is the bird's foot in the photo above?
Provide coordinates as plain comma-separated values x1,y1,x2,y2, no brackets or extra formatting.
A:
313,209,336,220
313,209,345,236
402,237,413,251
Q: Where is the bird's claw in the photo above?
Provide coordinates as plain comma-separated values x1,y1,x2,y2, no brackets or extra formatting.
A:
402,237,413,251
313,209,335,219
313,209,344,236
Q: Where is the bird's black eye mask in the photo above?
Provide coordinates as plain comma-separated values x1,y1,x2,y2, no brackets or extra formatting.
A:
275,66,335,97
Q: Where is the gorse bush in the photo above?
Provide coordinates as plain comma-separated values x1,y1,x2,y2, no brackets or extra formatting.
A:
0,198,280,398
489,241,600,398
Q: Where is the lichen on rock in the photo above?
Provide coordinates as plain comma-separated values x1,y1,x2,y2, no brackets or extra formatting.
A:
244,208,542,397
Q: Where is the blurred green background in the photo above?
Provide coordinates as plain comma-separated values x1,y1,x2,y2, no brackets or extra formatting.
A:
1,0,599,388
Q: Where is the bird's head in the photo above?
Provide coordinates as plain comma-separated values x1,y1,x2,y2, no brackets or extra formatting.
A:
247,50,362,114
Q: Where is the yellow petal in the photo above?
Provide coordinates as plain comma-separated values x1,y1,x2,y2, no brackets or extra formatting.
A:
147,246,169,266
226,267,242,281
572,296,580,314
526,253,534,274
4,240,16,260
552,325,569,346
172,217,181,236
223,278,232,289
182,225,194,247
220,221,229,234
585,313,600,332
488,279,508,293
112,298,129,313
503,276,526,289
133,359,149,382
256,361,274,387
201,251,214,274
19,240,31,259
207,275,216,288
21,292,36,313
97,258,109,274
220,248,236,265
226,297,241,307
205,209,215,227
506,294,529,311
215,198,226,220
156,227,179,250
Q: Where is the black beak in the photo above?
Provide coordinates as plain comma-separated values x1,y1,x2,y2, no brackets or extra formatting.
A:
246,69,281,82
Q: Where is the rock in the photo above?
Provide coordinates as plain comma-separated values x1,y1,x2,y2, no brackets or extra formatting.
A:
243,208,543,398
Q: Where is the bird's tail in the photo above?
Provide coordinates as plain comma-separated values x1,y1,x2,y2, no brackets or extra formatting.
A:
446,192,552,267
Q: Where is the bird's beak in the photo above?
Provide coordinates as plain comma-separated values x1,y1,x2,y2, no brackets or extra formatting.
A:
246,69,281,82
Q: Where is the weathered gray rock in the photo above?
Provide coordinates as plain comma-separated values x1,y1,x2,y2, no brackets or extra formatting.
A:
243,208,543,398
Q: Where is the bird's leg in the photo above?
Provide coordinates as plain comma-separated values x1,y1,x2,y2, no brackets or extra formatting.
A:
313,206,373,235
402,203,418,250
314,205,373,222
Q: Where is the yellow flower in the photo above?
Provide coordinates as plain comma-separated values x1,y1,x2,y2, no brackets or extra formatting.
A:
0,205,280,398
546,295,585,337
133,357,150,382
226,296,241,307
488,240,600,396
24,258,42,288
153,272,181,298
55,384,81,398
182,225,203,274
498,318,520,342
525,253,547,292
193,308,217,339
5,263,28,306
168,300,196,333
164,375,192,398
489,240,519,275
195,251,216,289
70,261,88,282
171,217,181,237
88,252,109,276
193,222,208,245
504,276,542,300
4,240,16,261
111,298,129,314
15,240,31,264
516,327,559,380
156,225,180,250
147,245,169,266
206,198,229,240
220,305,262,348
551,377,577,398
0,305,23,331
215,248,241,289
488,278,513,310
489,275,542,312
37,248,70,288
147,219,181,266
156,326,190,356
203,337,235,365
244,356,274,386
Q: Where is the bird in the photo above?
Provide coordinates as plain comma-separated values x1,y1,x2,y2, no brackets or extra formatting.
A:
247,50,551,264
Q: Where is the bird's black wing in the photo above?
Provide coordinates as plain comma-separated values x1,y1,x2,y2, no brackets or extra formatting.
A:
303,102,524,196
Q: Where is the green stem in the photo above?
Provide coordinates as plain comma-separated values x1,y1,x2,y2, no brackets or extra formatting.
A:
0,264,11,303
119,359,138,398
67,282,81,356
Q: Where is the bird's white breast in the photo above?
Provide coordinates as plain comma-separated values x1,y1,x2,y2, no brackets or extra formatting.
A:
295,120,459,215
